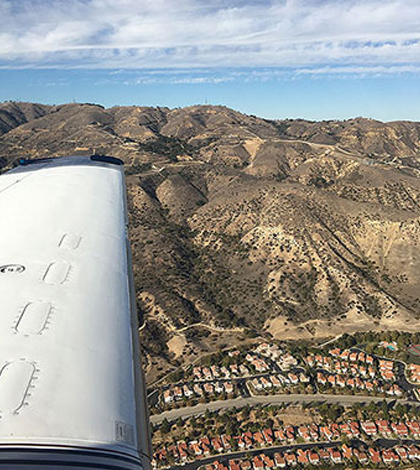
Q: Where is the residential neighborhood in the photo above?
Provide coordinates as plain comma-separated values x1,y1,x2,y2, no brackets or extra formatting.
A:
152,413,420,468
151,336,419,412
150,333,420,470
199,443,420,470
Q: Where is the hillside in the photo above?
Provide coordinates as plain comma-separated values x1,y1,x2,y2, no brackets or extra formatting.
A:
1,101,419,382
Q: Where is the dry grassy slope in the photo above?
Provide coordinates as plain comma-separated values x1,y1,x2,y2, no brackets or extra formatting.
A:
1,102,420,382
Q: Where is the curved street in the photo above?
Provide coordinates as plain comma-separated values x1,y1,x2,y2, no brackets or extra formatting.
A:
150,392,416,424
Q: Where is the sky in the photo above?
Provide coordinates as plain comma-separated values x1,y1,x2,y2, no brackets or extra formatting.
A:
0,0,420,121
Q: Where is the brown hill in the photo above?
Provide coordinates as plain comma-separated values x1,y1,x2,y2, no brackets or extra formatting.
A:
1,102,420,382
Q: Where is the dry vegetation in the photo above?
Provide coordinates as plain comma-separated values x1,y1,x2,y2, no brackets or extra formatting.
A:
1,102,420,383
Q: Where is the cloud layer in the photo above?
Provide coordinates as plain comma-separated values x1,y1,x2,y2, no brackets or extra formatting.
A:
1,0,420,71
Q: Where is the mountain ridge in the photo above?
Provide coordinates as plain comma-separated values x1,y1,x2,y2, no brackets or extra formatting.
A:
1,101,419,382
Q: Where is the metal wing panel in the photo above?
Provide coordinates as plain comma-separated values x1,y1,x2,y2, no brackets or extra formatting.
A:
0,162,139,458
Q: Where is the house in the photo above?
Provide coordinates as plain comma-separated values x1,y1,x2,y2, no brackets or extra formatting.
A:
382,449,399,464
284,426,295,441
392,422,409,437
240,461,252,470
320,425,333,441
234,436,245,450
340,349,350,360
406,445,420,460
203,368,213,380
299,372,310,383
221,435,232,451
261,454,275,469
298,426,311,442
387,384,403,396
189,441,202,456
330,423,341,439
274,429,286,442
365,381,374,392
306,355,315,367
353,448,368,464
262,428,274,445
368,447,381,464
280,353,298,369
230,364,239,376
330,348,341,357
339,423,352,437
257,342,282,359
409,364,420,382
349,351,358,362
407,420,420,437
296,449,308,465
214,382,224,394
200,437,211,455
224,382,234,394
318,449,330,462
174,386,183,400
341,444,352,460
167,444,178,460
243,432,253,449
229,460,240,470
211,438,224,453
346,378,355,388
252,456,264,470
284,452,297,467
214,461,228,470
193,367,203,379
252,359,269,373
355,377,364,389
376,419,392,436
288,373,299,384
253,432,265,447
309,425,319,441
317,372,327,385
349,422,360,437
213,460,228,470
163,389,174,404
194,384,204,396
274,453,286,468
395,446,409,463
203,383,214,395
239,364,250,376
361,421,377,436
251,378,263,391
328,449,342,464
308,451,320,465
228,350,240,358
327,374,336,386
178,445,188,462
271,375,282,387
221,366,231,378
260,377,272,389
211,365,220,378
183,385,194,398
337,375,346,388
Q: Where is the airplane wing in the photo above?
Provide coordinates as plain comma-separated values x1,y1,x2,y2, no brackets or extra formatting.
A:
0,156,151,470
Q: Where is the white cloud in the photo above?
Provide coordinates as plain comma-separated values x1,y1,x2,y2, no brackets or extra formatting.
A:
0,0,420,71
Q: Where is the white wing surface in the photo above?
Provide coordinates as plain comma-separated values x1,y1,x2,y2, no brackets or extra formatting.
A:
0,156,151,470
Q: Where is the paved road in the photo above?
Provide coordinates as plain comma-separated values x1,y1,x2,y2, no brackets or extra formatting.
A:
150,393,416,424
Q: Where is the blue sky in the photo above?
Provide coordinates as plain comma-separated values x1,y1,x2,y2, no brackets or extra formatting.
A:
1,0,420,121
